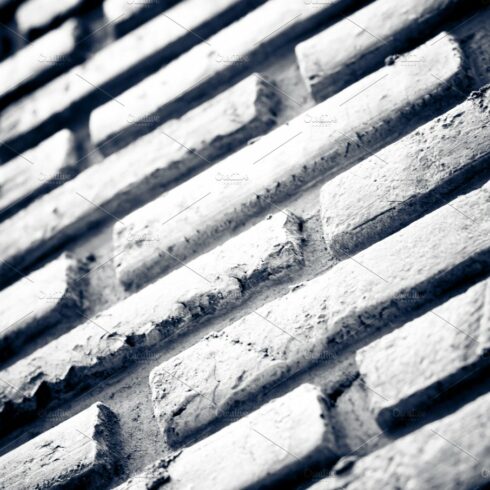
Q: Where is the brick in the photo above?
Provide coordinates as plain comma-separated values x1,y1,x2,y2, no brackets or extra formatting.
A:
0,402,119,489
114,34,471,291
0,129,77,220
120,384,338,490
0,74,276,286
0,211,304,435
321,86,490,256
313,392,490,490
0,0,258,158
149,181,490,446
296,0,465,101
16,0,89,38
103,0,178,37
0,20,81,106
0,252,84,361
354,278,490,430
89,0,353,153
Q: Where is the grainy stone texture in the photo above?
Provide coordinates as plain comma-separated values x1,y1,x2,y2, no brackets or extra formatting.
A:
321,86,490,256
0,0,257,158
121,384,338,490
312,392,490,490
0,252,85,361
114,34,471,291
296,0,466,101
0,20,81,106
0,129,77,220
0,402,119,490
0,211,304,434
355,278,490,430
16,0,88,38
149,181,490,446
0,74,276,286
89,0,352,153
103,0,178,37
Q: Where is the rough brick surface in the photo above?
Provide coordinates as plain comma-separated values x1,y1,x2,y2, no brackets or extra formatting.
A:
89,0,352,153
121,384,338,490
321,86,490,256
0,252,84,361
296,0,466,100
0,74,276,286
0,211,304,433
356,278,490,429
0,19,81,105
0,402,119,490
114,34,470,291
313,392,490,490
16,0,87,38
0,129,77,219
149,181,490,445
0,0,256,157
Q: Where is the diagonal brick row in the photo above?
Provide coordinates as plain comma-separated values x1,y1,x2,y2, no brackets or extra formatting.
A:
0,252,85,362
113,34,473,291
89,0,354,154
0,129,77,220
149,181,490,446
0,74,276,286
0,211,304,436
102,0,180,37
0,0,259,159
0,402,119,490
0,19,83,107
312,392,490,490
321,86,490,256
295,0,468,100
116,384,338,490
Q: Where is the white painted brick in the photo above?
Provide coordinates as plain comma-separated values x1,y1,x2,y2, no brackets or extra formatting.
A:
120,384,338,490
0,211,304,434
0,74,276,285
296,0,464,100
114,34,471,291
89,0,352,152
312,392,490,490
355,278,490,429
149,181,490,445
0,252,83,361
0,0,254,156
0,402,119,490
16,0,86,37
0,129,77,219
103,0,177,36
0,20,80,104
321,86,490,256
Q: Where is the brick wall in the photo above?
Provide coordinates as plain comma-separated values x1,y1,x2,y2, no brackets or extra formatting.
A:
0,0,489,488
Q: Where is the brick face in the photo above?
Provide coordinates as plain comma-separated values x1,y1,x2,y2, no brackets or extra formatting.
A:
0,1,489,488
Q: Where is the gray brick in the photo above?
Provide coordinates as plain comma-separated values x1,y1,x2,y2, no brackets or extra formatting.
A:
0,402,119,490
355,278,490,429
311,392,490,490
296,0,465,101
120,384,338,490
0,252,84,361
149,181,490,446
321,86,490,256
0,129,77,220
114,34,471,291
0,211,304,435
0,0,257,157
0,74,276,285
0,20,81,105
89,0,353,153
